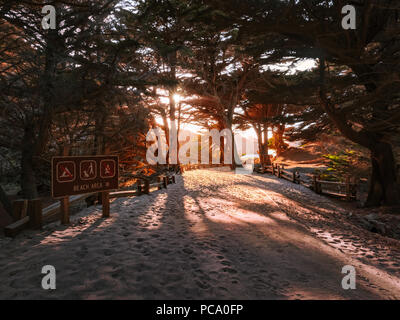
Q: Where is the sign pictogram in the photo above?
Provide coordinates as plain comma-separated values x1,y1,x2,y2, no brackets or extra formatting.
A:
100,160,116,179
80,160,97,180
56,162,76,183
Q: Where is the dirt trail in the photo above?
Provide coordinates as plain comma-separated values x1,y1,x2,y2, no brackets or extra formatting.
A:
0,168,399,299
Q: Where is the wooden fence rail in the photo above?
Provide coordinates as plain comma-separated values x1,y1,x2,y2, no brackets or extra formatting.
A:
179,163,229,173
4,163,358,237
255,163,357,202
4,174,177,238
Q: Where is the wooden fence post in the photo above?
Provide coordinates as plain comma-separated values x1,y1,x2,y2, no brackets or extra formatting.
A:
296,172,301,184
312,175,318,193
60,197,70,225
102,192,110,218
157,177,163,190
12,199,28,221
278,166,281,178
161,176,167,188
172,175,176,184
351,177,358,199
144,180,150,194
317,175,322,194
272,164,275,176
28,199,42,230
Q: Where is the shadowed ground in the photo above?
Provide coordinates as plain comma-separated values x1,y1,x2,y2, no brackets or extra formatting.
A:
0,168,399,299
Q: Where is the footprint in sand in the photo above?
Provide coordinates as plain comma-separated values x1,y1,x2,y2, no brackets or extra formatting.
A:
76,250,87,259
218,286,228,293
182,248,194,255
103,249,113,256
195,280,210,290
267,273,279,280
159,248,171,254
222,267,238,274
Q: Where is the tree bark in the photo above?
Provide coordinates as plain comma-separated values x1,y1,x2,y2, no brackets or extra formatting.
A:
256,124,271,168
365,141,400,207
255,129,264,167
21,126,39,199
94,108,106,155
274,124,286,157
0,184,12,215
162,113,170,166
319,56,399,207
263,124,271,165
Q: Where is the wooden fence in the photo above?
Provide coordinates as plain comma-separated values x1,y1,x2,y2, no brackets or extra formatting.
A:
255,163,358,202
4,173,177,238
4,164,232,237
179,163,229,173
4,162,357,237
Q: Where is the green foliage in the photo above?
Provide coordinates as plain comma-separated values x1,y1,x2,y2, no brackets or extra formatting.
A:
268,137,288,151
317,149,359,181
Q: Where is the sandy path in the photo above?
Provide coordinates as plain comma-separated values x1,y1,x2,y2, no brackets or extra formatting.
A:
0,168,399,299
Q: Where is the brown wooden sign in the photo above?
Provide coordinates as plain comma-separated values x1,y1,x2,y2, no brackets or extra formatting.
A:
52,156,119,198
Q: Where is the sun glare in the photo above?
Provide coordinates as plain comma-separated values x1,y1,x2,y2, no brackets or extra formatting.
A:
173,94,182,103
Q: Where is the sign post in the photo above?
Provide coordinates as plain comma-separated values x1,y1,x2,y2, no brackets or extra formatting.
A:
52,156,119,223
60,197,70,225
28,199,42,230
101,192,110,218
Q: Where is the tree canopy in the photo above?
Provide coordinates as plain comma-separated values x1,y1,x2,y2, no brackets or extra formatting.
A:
0,0,399,207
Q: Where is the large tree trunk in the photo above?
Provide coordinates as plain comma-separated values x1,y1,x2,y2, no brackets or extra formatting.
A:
256,130,264,167
273,124,286,157
94,108,106,155
365,141,400,207
321,109,400,207
162,113,170,165
262,124,271,165
224,120,237,170
256,124,271,168
0,184,12,215
319,56,399,207
169,90,178,167
167,50,178,169
21,126,39,199
322,113,400,207
220,134,225,165
232,133,241,170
